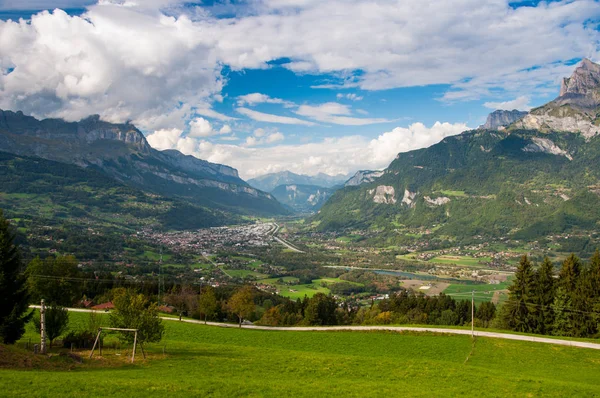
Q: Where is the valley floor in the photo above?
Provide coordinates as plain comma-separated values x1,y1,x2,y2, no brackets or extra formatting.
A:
1,313,600,397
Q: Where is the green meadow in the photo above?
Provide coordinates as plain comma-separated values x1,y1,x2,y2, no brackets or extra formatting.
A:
1,312,600,397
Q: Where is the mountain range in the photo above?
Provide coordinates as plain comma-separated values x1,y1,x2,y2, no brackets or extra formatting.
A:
247,170,348,192
0,110,288,229
314,59,600,242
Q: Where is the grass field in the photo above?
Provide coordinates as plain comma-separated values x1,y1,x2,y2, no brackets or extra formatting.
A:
2,312,600,397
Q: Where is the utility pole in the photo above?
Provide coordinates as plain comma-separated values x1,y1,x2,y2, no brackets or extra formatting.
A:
471,291,475,338
40,299,47,354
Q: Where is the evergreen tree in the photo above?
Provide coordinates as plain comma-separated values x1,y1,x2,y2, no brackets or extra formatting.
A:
552,286,573,336
558,254,581,296
534,257,556,335
588,250,600,330
0,210,32,344
503,255,536,333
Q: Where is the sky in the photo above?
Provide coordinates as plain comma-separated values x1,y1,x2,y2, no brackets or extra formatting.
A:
0,0,599,179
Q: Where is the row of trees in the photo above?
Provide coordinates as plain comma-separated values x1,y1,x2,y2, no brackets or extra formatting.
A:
500,253,600,337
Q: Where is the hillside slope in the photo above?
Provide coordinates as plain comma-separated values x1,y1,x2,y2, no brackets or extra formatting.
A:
315,128,600,239
314,59,600,241
0,151,239,231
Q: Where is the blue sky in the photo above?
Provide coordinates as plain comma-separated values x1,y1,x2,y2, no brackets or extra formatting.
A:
0,0,598,178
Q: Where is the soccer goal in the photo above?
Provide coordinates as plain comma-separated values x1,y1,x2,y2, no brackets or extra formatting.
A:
89,327,139,363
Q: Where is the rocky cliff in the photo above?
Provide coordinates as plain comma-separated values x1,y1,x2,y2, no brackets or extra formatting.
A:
480,110,527,129
516,58,600,138
345,170,384,187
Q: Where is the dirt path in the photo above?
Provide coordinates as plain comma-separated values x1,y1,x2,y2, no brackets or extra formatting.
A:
32,306,600,351
163,318,600,351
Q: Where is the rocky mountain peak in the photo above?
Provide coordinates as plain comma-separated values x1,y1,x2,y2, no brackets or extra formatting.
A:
481,109,528,130
558,58,600,106
514,58,600,138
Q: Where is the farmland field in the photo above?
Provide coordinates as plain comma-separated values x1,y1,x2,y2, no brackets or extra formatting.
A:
2,312,600,397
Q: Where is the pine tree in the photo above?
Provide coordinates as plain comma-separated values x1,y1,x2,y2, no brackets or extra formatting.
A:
552,286,573,336
503,255,536,333
534,257,555,335
558,253,581,296
589,250,600,331
0,210,33,344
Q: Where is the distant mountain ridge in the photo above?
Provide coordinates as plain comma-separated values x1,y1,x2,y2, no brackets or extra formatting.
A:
247,170,348,192
0,109,287,217
270,184,335,213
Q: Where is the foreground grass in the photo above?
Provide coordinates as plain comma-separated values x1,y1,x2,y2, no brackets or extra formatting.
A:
1,313,600,397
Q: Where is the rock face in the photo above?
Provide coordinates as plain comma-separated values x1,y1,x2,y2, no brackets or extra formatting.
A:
371,185,397,204
0,109,287,216
481,110,527,129
516,58,600,138
345,170,384,186
559,58,600,104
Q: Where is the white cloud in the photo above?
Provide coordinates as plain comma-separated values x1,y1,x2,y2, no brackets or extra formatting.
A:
483,96,532,111
195,107,237,122
265,131,284,143
189,117,214,137
219,124,232,134
236,107,316,126
244,129,285,147
295,102,391,125
236,93,295,108
0,6,223,125
147,121,469,179
1,0,598,129
145,128,183,151
209,0,599,100
337,93,363,101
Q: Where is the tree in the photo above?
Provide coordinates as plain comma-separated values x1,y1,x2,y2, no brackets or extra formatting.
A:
33,305,69,347
109,289,164,357
503,255,536,333
476,302,496,328
558,254,581,296
198,286,218,324
164,285,197,321
227,286,255,327
552,286,573,336
0,210,32,344
304,293,337,326
27,255,82,306
534,257,556,335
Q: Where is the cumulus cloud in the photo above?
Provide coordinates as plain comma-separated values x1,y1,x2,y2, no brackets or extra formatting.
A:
243,128,285,147
146,128,183,150
147,121,469,179
295,102,391,125
189,117,214,137
236,107,316,126
0,5,223,126
483,96,532,111
219,124,232,134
